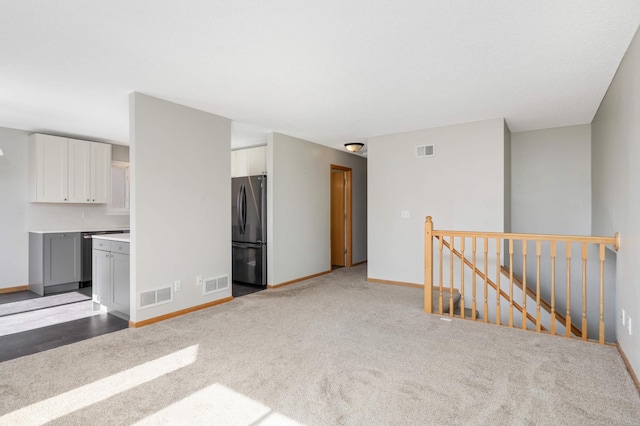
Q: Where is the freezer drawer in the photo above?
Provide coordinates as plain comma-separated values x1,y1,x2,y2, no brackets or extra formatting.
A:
232,243,266,286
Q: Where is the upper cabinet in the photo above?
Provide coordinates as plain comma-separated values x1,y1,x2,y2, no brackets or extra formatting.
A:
231,145,266,177
29,133,112,203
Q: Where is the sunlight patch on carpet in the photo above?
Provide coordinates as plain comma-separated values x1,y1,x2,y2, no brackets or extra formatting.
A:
0,345,199,425
134,383,303,425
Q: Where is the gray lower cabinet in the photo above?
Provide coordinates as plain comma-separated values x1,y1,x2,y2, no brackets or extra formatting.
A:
92,240,130,320
29,232,81,296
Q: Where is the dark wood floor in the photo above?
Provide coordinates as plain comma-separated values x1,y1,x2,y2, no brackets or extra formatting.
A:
1,284,261,363
0,288,129,363
232,282,266,297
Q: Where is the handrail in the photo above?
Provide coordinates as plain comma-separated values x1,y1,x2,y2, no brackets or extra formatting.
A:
438,235,544,331
431,229,619,251
425,216,619,344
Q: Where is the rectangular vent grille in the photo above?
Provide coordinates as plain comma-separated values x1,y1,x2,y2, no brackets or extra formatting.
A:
416,144,435,158
204,275,230,295
139,286,173,309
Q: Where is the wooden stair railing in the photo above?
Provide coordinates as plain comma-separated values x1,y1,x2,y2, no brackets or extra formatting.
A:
424,216,619,344
500,266,581,338
437,236,544,331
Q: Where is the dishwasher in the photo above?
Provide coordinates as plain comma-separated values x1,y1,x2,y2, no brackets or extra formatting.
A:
80,230,130,287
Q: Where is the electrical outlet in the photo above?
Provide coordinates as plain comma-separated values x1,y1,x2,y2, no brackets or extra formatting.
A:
622,308,626,326
174,280,182,292
82,211,88,220
401,210,410,219
196,275,203,286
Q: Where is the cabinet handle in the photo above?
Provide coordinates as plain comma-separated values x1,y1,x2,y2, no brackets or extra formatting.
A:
92,199,95,202
87,199,90,201
61,234,65,237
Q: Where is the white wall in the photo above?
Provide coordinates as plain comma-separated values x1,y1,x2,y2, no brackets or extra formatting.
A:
592,27,640,372
0,126,129,290
367,118,507,285
267,132,367,286
0,127,29,289
130,93,231,323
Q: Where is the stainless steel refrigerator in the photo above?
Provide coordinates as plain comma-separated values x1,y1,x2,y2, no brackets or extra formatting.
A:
232,175,267,286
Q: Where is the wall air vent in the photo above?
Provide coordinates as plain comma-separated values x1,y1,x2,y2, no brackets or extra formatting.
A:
139,286,173,309
416,144,435,158
204,274,230,295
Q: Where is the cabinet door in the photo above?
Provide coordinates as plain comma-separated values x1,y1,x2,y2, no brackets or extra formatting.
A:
68,139,91,203
91,142,111,203
231,150,237,177
92,249,111,307
111,252,130,315
235,149,249,177
43,233,81,286
34,134,69,202
247,146,266,175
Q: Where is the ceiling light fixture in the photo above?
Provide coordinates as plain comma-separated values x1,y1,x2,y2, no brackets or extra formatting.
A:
344,142,364,152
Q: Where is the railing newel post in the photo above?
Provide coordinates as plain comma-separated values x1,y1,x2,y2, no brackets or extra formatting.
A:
424,216,434,314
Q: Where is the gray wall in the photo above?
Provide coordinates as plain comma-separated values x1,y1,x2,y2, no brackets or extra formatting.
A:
510,124,614,341
512,125,591,235
592,26,640,372
0,126,129,290
130,93,231,322
267,132,367,285
367,118,508,285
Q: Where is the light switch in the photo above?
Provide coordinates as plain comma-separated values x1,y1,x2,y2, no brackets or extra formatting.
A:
401,210,410,219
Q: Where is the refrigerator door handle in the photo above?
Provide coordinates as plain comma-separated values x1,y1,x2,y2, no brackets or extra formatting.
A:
241,184,247,234
236,184,243,235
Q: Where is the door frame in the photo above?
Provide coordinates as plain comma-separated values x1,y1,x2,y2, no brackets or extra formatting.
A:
330,164,352,268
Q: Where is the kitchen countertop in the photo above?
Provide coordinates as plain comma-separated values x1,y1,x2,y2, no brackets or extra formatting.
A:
29,227,130,234
92,233,130,243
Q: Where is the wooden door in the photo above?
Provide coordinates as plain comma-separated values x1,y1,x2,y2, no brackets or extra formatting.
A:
331,171,346,266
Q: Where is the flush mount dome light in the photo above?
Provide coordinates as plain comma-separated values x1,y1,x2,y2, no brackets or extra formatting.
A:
344,142,364,152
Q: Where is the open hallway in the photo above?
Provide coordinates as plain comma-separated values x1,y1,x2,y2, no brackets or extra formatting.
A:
1,264,638,425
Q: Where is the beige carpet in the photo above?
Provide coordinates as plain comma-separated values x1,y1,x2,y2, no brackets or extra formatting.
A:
1,264,639,425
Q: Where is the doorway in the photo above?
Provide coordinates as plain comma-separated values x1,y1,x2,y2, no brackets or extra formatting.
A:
330,165,352,269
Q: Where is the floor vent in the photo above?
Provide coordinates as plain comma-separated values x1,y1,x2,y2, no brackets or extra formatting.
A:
139,286,173,309
204,275,230,295
416,144,435,158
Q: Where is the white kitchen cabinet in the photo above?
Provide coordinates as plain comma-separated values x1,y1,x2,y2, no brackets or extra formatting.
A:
30,133,112,203
90,142,111,203
31,134,69,202
68,138,91,203
231,146,266,177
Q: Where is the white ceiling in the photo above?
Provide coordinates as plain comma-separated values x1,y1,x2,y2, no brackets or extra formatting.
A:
1,1,639,150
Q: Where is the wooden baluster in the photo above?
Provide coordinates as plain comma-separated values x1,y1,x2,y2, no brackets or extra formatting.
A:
509,239,514,328
566,242,572,338
424,216,433,314
550,241,557,335
581,243,588,341
472,237,477,321
536,241,541,332
439,234,444,315
484,237,489,323
460,237,466,319
496,238,501,326
449,236,455,317
599,243,605,344
522,242,527,330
